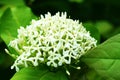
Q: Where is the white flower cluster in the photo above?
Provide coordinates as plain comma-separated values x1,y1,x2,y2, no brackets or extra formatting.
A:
8,12,97,71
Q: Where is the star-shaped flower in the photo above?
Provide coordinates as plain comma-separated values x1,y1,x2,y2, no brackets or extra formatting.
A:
7,12,97,72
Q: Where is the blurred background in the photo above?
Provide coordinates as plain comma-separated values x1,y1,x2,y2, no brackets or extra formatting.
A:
25,0,120,41
0,0,120,79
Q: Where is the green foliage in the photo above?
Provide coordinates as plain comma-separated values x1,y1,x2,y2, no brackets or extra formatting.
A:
82,34,120,80
11,66,68,80
95,21,113,38
0,6,36,45
85,69,103,80
0,0,120,80
0,0,25,6
0,6,7,17
83,22,100,44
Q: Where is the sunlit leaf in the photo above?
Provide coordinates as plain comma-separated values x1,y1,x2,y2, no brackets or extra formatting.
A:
0,6,6,17
11,67,68,80
0,0,25,6
82,34,120,80
0,6,36,45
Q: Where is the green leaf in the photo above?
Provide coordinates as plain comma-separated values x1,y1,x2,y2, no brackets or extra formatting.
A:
83,22,100,44
85,69,105,80
0,6,36,45
70,63,103,80
0,6,6,17
0,0,25,6
11,67,68,80
95,21,113,38
82,34,120,80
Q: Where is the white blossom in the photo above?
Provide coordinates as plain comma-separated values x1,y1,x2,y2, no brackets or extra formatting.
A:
8,12,97,72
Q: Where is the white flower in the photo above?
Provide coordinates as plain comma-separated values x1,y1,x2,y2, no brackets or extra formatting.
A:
8,12,97,72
